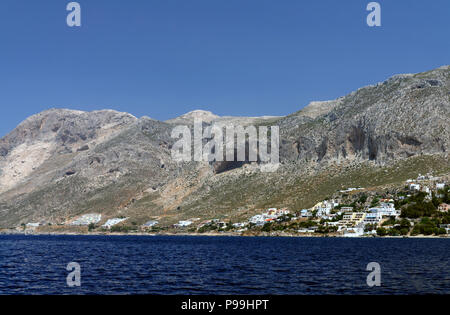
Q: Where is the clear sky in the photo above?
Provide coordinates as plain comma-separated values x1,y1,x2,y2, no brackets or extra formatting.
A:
0,0,449,136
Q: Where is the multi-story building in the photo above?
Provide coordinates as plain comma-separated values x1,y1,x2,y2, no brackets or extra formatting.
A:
369,203,400,218
364,212,382,224
342,212,366,226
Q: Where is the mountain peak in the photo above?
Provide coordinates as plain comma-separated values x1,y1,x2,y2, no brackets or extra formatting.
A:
180,110,219,120
166,110,220,124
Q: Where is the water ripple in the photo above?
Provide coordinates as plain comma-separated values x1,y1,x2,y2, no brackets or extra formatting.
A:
0,235,448,294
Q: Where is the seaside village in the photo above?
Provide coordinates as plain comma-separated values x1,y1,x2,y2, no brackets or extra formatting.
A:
21,174,450,237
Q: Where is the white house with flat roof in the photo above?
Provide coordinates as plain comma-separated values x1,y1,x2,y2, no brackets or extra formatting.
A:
175,220,193,227
364,212,382,224
70,213,102,226
102,218,128,229
369,203,400,218
143,220,159,228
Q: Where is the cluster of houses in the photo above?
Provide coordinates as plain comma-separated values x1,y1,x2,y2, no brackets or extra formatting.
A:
297,176,448,236
406,173,447,199
300,200,342,220
85,174,447,235
262,177,447,237
68,214,130,229
192,209,291,233
299,200,402,237
248,208,291,226
69,213,102,226
19,175,447,236
405,174,449,213
67,213,160,230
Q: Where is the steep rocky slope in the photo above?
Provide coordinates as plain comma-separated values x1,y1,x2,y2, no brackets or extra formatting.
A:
279,66,450,164
0,66,449,229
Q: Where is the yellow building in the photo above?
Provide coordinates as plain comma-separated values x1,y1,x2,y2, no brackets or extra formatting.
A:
342,212,366,226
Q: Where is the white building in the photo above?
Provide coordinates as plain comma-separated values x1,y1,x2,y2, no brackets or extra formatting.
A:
417,174,426,181
317,205,332,217
300,209,312,218
26,222,40,228
102,218,128,229
368,203,400,218
298,227,318,234
343,227,364,237
249,208,290,226
143,220,159,228
175,220,193,227
70,213,102,226
364,212,382,224
440,224,450,234
249,215,266,225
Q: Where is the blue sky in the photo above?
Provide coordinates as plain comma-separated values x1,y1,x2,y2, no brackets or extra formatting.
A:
0,0,449,136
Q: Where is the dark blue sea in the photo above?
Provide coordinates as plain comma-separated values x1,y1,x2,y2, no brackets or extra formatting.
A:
0,235,448,295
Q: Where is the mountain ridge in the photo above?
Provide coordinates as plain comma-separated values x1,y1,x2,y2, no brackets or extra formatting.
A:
0,66,449,230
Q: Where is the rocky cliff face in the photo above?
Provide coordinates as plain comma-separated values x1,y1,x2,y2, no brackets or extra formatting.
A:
279,66,450,164
0,109,138,193
0,66,449,228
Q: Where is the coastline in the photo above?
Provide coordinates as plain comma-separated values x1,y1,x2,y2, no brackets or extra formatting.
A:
1,230,448,239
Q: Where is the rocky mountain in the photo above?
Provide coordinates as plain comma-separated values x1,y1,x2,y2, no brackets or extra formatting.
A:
279,66,450,164
0,66,449,230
